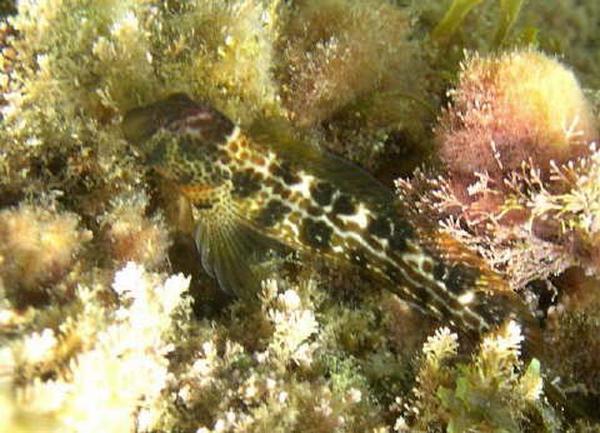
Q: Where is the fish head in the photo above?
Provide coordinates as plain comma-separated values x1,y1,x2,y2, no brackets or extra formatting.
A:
123,93,236,207
124,94,285,298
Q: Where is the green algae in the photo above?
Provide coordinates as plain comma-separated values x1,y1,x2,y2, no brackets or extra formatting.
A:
432,0,486,42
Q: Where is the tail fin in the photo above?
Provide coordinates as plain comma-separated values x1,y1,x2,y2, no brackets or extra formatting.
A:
383,227,538,337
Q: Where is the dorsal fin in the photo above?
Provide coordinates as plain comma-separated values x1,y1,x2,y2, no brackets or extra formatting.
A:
248,116,395,208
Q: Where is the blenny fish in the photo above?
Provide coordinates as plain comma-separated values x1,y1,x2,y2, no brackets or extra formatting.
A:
122,93,539,342
122,93,600,420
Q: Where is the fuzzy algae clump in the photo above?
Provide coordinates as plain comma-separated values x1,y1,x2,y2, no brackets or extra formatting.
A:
437,49,596,191
1,0,600,432
0,205,91,301
398,323,546,433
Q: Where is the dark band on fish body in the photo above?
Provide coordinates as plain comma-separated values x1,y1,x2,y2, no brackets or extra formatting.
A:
271,162,302,185
385,264,401,282
447,264,479,295
301,218,332,249
433,262,446,281
367,216,392,239
387,220,414,252
413,284,433,305
388,230,408,252
307,205,324,217
310,181,335,206
433,262,479,295
272,181,292,200
257,199,292,227
471,295,512,328
350,249,368,267
421,258,434,275
232,169,262,198
332,194,356,215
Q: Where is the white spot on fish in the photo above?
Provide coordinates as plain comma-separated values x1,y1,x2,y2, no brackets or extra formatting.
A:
338,203,370,229
225,125,241,143
458,291,475,305
289,172,315,198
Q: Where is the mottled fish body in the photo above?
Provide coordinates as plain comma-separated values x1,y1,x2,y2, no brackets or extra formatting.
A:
123,94,600,421
123,94,535,338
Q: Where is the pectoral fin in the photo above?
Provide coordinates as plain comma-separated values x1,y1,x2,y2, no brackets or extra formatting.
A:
194,208,289,300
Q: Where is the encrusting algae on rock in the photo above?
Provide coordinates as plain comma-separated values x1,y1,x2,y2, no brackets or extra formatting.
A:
1,0,600,432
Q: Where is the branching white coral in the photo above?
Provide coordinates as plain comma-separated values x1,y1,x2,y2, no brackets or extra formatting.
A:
2,263,191,433
151,277,385,433
261,279,319,367
422,327,459,369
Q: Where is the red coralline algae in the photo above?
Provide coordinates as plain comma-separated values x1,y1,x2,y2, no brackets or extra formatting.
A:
436,50,597,200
